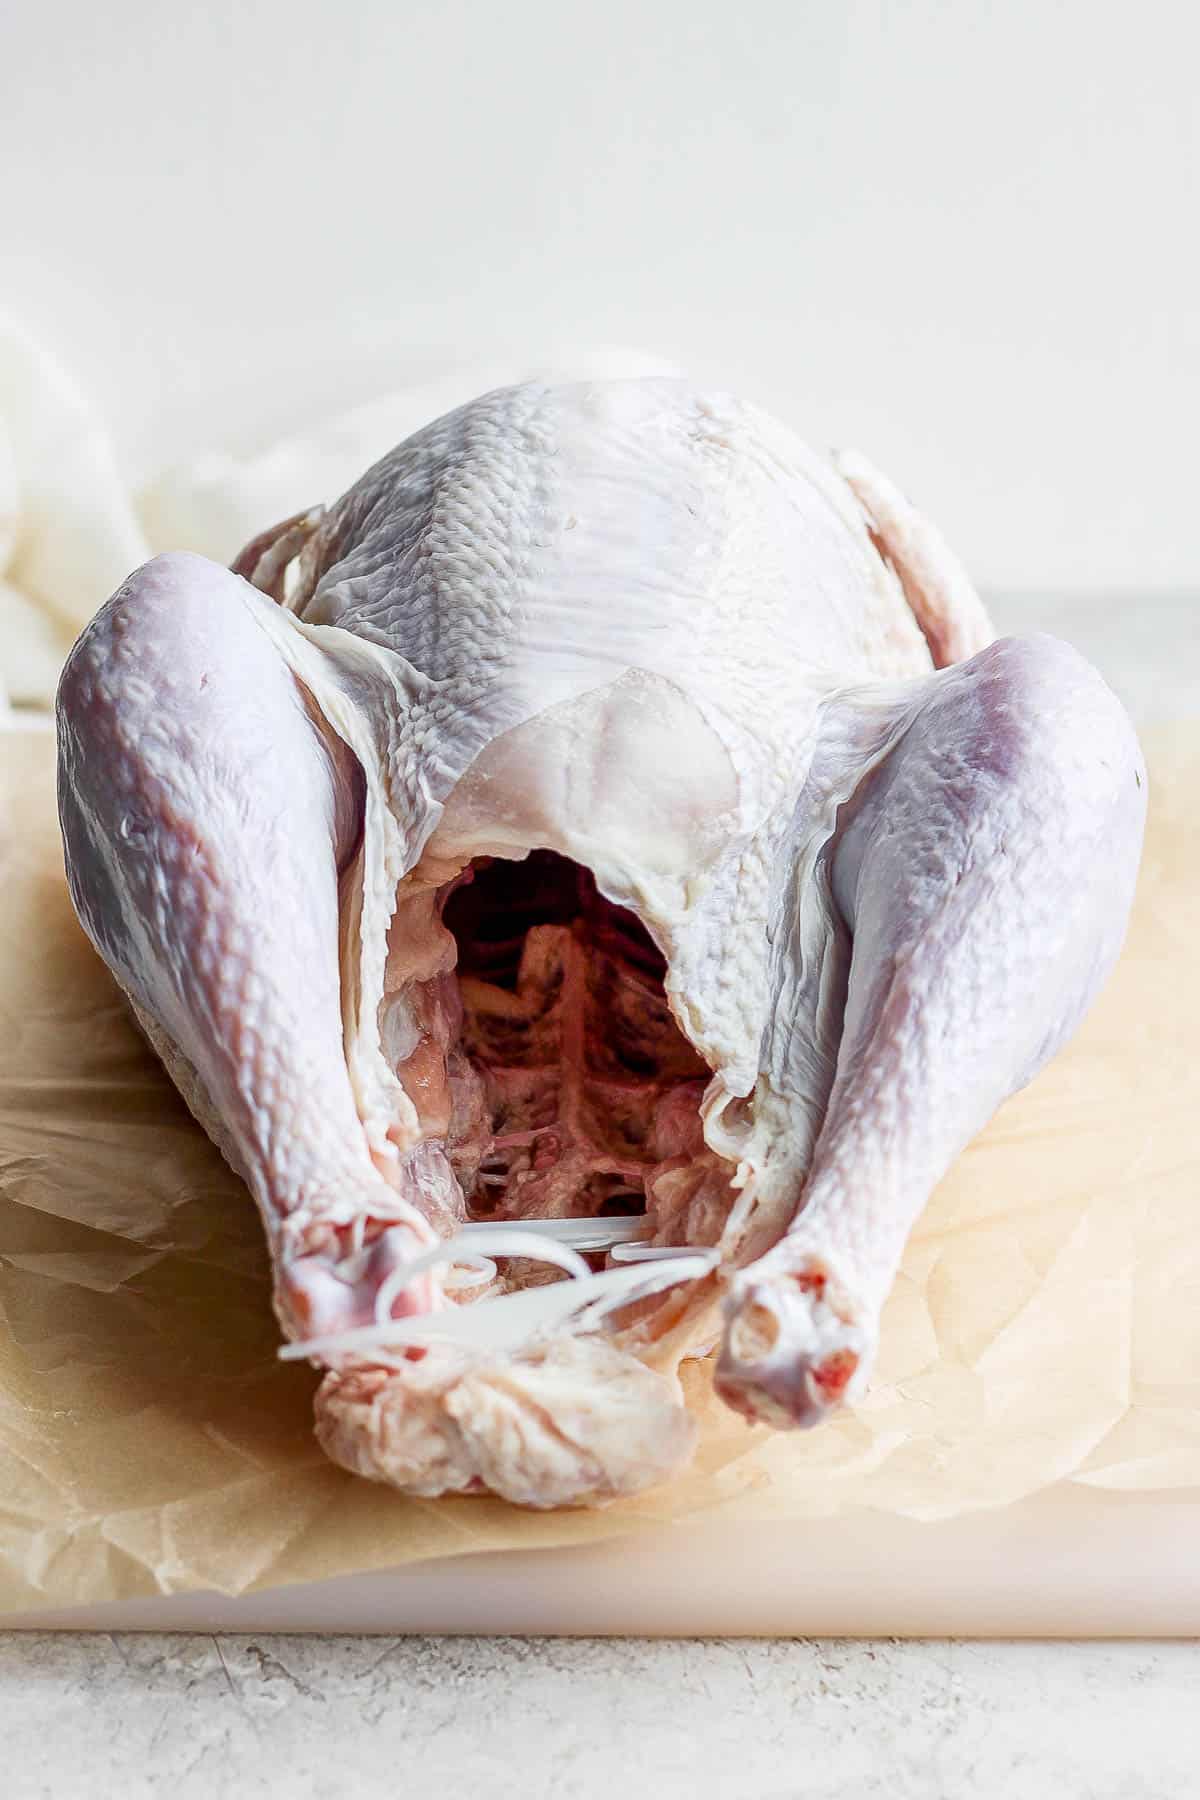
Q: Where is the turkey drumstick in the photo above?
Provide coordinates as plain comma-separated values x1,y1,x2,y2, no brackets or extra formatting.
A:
56,553,443,1341
717,633,1145,1426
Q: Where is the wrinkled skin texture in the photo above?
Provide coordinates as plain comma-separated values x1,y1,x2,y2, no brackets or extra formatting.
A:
55,378,1146,1506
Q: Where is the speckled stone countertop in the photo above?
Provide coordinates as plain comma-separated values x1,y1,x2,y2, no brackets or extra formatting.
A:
4,1634,1199,1798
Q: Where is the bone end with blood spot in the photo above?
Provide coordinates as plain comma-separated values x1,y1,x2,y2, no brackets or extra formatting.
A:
714,1263,871,1430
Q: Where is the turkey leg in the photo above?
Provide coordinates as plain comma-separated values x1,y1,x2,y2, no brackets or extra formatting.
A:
56,552,438,1342
716,633,1147,1427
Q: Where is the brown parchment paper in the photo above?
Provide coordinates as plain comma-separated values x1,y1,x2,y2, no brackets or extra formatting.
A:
1,725,1197,1615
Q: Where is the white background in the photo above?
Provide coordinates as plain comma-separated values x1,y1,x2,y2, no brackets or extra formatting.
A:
2,0,1196,592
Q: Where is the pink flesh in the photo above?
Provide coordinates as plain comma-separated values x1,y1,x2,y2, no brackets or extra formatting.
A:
442,853,718,1227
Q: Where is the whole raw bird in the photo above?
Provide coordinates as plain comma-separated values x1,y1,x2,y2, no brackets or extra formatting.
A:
56,378,1146,1506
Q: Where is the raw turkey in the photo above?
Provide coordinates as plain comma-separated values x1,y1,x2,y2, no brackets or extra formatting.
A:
55,377,1146,1508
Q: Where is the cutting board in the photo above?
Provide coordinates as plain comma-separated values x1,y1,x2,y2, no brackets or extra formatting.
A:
7,1487,1198,1636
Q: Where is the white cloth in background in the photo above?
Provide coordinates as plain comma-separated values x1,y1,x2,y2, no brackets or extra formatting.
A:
0,317,149,709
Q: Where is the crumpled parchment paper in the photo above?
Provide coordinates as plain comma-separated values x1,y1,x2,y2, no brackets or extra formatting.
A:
1,722,1196,1616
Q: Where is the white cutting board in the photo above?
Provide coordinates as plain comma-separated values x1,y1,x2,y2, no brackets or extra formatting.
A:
8,456,1196,1633
7,1487,1198,1636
